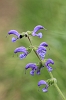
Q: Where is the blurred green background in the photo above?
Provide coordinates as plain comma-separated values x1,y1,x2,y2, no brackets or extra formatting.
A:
0,0,66,100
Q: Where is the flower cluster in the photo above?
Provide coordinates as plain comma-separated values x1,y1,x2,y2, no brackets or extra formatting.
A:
8,25,55,93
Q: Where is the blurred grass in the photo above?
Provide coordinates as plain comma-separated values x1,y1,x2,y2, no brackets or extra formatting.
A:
0,0,66,100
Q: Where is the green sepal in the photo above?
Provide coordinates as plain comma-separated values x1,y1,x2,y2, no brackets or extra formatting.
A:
36,59,47,68
27,31,33,35
27,47,32,53
20,31,33,37
33,46,38,50
42,59,48,63
46,78,57,86
36,61,44,70
20,32,25,36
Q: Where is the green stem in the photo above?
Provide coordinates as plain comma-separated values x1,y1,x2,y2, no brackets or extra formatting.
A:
49,72,66,100
27,36,66,100
49,72,53,78
54,83,66,100
27,36,41,61
33,49,41,61
27,36,32,45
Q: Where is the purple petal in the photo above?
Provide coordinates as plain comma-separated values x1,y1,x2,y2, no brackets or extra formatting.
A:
32,32,36,36
45,59,54,66
25,63,37,70
30,70,34,76
37,33,42,38
47,66,53,72
32,25,44,38
8,30,20,37
40,42,48,47
42,88,48,92
33,25,44,33
38,80,48,92
12,37,17,42
38,80,47,86
37,46,46,51
25,63,38,76
19,53,27,59
32,32,42,38
45,59,54,72
38,51,46,60
14,47,28,59
37,46,46,60
14,47,27,54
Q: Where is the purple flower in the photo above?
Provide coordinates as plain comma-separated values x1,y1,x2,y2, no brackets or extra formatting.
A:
8,30,23,42
14,46,28,59
40,42,48,47
25,63,38,76
36,46,46,60
32,25,45,38
38,80,48,92
45,59,54,72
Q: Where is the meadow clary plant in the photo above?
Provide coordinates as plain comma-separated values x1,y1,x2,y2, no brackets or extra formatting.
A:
8,25,66,100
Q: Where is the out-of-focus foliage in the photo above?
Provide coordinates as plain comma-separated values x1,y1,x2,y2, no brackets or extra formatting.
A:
0,0,66,100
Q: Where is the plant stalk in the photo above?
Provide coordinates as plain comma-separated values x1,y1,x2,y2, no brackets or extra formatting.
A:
27,35,66,100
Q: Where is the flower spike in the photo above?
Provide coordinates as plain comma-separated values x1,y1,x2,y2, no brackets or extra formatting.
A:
38,80,48,92
45,59,54,72
8,30,24,42
14,46,28,59
32,25,45,38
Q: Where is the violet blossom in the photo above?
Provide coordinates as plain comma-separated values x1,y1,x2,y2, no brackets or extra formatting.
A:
32,25,45,38
36,46,47,60
38,80,48,92
14,46,28,59
8,30,24,42
45,59,54,72
25,63,38,76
